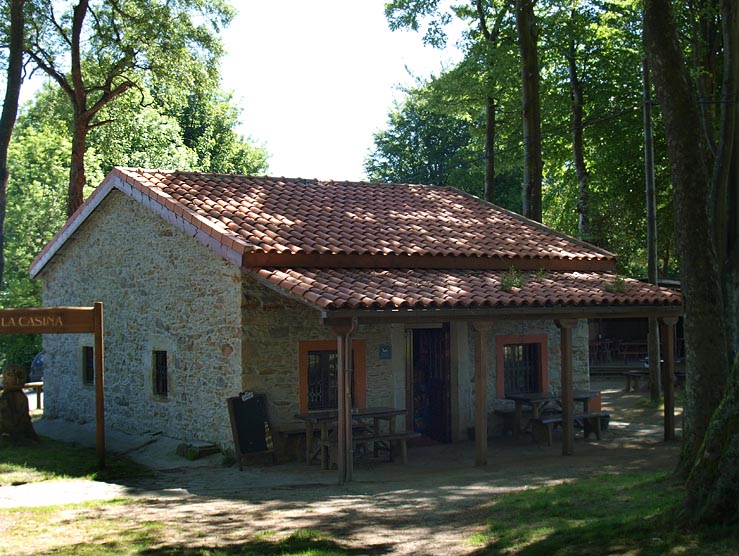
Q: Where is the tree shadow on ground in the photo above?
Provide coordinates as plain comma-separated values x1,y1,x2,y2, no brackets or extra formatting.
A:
138,529,388,556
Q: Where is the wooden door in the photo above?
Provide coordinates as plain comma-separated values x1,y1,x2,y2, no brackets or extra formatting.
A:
408,325,451,442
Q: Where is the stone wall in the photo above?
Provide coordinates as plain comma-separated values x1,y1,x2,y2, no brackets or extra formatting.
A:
454,319,590,437
240,275,398,431
40,191,244,447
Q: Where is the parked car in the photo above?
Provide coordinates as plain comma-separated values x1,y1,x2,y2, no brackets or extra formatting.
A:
28,351,44,383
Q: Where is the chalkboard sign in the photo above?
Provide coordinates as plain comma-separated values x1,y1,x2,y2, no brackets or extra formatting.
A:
226,392,274,470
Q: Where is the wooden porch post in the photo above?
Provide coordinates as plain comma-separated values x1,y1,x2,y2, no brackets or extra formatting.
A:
93,302,105,469
556,319,578,456
659,317,678,441
473,322,491,466
331,318,357,484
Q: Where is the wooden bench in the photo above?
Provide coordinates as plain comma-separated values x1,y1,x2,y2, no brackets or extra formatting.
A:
625,370,648,391
493,409,516,436
316,430,421,468
626,370,686,391
589,367,628,379
530,411,611,446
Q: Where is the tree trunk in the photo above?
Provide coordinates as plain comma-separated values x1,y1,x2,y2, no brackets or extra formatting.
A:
684,353,739,524
484,96,496,203
644,0,729,476
0,0,25,286
68,113,89,217
712,0,739,361
643,54,661,401
691,0,720,159
516,0,542,222
568,35,589,238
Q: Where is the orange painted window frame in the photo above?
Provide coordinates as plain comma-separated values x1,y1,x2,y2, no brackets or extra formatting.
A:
495,334,548,398
298,340,366,414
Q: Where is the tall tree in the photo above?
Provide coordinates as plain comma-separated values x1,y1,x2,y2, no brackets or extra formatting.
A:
24,0,234,216
0,0,25,287
473,0,510,202
365,89,480,188
681,0,739,525
515,0,542,221
565,8,589,238
709,0,739,359
385,0,544,219
643,0,730,485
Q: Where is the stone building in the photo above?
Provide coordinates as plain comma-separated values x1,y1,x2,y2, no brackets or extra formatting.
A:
30,168,681,458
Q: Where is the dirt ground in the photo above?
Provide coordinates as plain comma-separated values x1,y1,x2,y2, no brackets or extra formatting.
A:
5,378,682,555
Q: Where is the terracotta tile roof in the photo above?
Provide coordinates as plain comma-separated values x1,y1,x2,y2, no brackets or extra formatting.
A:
31,167,681,315
110,167,615,269
253,268,682,311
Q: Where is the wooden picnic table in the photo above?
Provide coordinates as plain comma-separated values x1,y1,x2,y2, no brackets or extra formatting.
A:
294,407,417,468
506,391,601,439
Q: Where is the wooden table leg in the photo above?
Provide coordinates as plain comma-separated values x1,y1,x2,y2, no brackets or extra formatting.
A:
305,422,314,464
373,417,380,457
513,403,523,439
320,422,329,470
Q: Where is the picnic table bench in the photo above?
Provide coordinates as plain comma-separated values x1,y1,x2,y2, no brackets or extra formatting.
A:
625,370,686,391
529,411,611,446
316,430,421,466
294,406,418,469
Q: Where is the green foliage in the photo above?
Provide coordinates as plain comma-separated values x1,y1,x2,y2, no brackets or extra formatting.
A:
88,86,199,173
159,88,269,175
500,266,526,292
379,0,676,276
0,94,73,364
365,87,481,189
603,274,627,293
0,61,267,364
385,0,451,48
26,0,236,103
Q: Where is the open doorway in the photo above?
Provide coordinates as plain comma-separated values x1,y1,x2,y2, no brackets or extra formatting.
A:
407,324,451,443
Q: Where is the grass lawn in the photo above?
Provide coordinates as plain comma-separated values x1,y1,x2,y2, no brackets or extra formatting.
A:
3,435,736,555
0,436,150,486
468,471,738,556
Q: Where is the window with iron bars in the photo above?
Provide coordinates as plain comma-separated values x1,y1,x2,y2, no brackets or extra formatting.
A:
82,346,94,385
153,350,168,397
307,349,354,411
503,343,541,394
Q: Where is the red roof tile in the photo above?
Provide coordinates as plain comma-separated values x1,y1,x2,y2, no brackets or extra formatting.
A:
112,167,615,267
30,167,682,315
254,268,682,311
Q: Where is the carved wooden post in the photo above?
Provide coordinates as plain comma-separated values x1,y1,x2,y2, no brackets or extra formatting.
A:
473,322,491,466
556,319,578,455
659,317,678,441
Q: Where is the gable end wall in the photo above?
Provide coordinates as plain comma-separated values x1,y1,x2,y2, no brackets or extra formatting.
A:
38,191,243,447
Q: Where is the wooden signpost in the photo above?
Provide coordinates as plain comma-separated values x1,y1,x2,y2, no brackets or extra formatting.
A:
0,303,105,468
